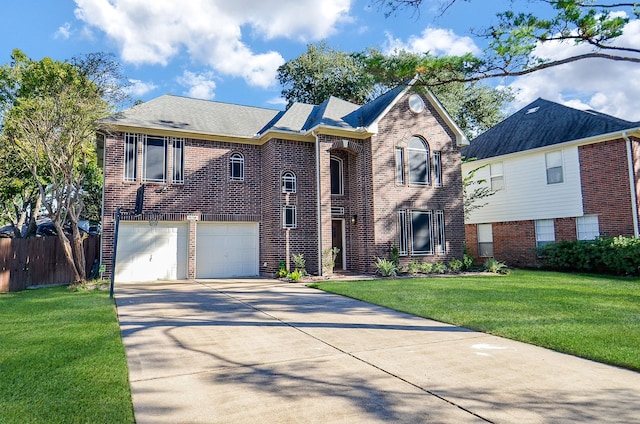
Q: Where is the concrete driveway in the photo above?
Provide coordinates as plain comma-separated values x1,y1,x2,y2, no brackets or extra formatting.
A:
115,279,640,423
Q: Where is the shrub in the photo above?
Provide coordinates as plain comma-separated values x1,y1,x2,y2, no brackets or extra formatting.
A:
390,243,400,267
374,257,398,277
431,262,447,274
463,253,475,270
484,257,510,274
407,259,422,275
277,268,288,278
420,262,433,274
538,236,640,275
288,270,302,281
447,258,464,273
292,253,307,276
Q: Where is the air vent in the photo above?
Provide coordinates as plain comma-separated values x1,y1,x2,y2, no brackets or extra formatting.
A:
526,106,540,114
331,207,344,215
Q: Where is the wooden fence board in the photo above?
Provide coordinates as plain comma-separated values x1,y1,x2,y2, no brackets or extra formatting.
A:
0,236,100,292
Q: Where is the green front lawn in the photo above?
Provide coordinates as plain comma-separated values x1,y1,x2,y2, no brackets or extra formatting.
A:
310,270,640,371
0,286,134,423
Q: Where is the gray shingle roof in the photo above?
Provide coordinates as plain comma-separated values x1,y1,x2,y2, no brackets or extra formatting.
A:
462,98,640,160
104,95,281,138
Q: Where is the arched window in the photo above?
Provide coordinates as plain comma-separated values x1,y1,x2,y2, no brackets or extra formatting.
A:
407,136,430,185
282,171,296,193
230,152,244,181
330,156,343,195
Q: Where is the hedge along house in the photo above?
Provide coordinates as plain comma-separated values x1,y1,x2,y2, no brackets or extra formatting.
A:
98,82,468,282
462,98,640,267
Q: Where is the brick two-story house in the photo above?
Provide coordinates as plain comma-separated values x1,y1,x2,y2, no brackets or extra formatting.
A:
99,84,468,282
462,98,640,267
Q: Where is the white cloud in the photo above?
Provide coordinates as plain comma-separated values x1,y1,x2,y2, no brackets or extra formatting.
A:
177,71,217,100
73,0,353,88
383,27,480,56
508,17,640,121
266,96,287,106
54,22,72,40
125,79,158,97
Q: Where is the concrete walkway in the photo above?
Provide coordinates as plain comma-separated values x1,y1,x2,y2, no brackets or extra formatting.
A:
115,279,640,423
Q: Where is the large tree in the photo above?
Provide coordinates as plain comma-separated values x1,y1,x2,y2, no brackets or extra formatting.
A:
0,49,113,283
278,43,513,138
369,0,640,85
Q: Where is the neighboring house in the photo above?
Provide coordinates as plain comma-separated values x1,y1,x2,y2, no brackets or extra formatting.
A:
99,84,468,282
462,98,640,267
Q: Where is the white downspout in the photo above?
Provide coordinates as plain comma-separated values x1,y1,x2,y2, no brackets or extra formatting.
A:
624,132,639,237
313,130,323,275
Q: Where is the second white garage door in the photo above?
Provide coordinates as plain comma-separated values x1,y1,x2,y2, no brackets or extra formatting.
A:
196,222,259,278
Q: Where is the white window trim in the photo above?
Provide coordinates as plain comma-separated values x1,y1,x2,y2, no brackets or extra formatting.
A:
330,156,344,195
433,151,443,188
545,150,564,185
124,133,138,182
435,210,446,254
477,223,494,257
535,219,555,248
576,215,599,240
490,162,504,191
142,134,167,183
395,147,405,185
172,137,185,184
282,171,297,193
410,210,434,255
230,152,245,182
398,210,408,255
283,205,297,229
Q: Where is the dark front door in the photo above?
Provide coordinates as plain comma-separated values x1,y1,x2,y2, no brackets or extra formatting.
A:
331,219,344,270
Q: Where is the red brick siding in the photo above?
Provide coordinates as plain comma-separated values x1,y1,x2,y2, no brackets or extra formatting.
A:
579,139,635,237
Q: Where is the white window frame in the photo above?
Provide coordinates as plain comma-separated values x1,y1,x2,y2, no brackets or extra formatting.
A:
398,210,408,255
407,136,430,186
124,133,138,182
142,135,167,183
410,210,434,255
435,210,446,254
577,215,599,240
433,151,443,187
477,223,494,257
230,152,245,181
283,205,297,229
172,137,185,184
490,162,504,191
546,150,564,184
330,156,344,195
535,219,555,248
282,171,296,193
395,147,405,185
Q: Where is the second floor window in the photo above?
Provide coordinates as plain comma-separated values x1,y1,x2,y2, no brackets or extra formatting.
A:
124,133,138,182
490,162,504,191
395,147,405,185
433,151,442,187
546,150,563,184
408,136,430,186
282,171,296,193
330,156,343,195
143,135,167,183
230,152,244,181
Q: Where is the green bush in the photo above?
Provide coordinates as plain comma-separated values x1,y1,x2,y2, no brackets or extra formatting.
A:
484,257,510,274
374,257,398,277
431,262,447,274
407,259,422,275
288,269,303,281
277,268,288,278
419,262,433,274
538,236,640,275
447,258,464,273
292,253,307,276
463,253,475,270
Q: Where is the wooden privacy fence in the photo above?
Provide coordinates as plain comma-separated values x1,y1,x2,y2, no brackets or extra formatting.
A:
0,236,100,292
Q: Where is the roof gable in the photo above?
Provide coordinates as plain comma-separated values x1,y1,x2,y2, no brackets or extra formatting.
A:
462,98,639,160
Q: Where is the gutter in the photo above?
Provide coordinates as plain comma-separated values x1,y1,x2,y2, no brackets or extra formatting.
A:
623,132,639,237
313,130,323,276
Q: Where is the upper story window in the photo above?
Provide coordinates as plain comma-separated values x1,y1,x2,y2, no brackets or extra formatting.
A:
172,138,185,184
282,171,297,193
407,136,430,186
490,162,504,191
124,133,138,182
546,150,563,184
143,135,167,183
330,156,344,195
230,152,244,181
433,151,443,187
395,147,405,185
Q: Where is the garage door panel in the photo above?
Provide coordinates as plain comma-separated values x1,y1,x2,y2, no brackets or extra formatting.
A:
196,223,259,278
115,223,188,282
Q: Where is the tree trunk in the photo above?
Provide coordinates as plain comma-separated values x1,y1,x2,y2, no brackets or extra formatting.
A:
52,221,83,284
71,225,87,282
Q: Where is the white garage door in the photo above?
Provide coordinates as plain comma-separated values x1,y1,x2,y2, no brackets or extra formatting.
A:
196,222,259,278
115,222,188,282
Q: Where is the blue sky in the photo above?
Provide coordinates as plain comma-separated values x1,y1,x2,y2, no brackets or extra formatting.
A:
2,0,639,121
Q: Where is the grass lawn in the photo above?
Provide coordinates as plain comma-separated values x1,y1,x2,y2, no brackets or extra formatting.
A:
310,269,640,371
0,286,134,424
